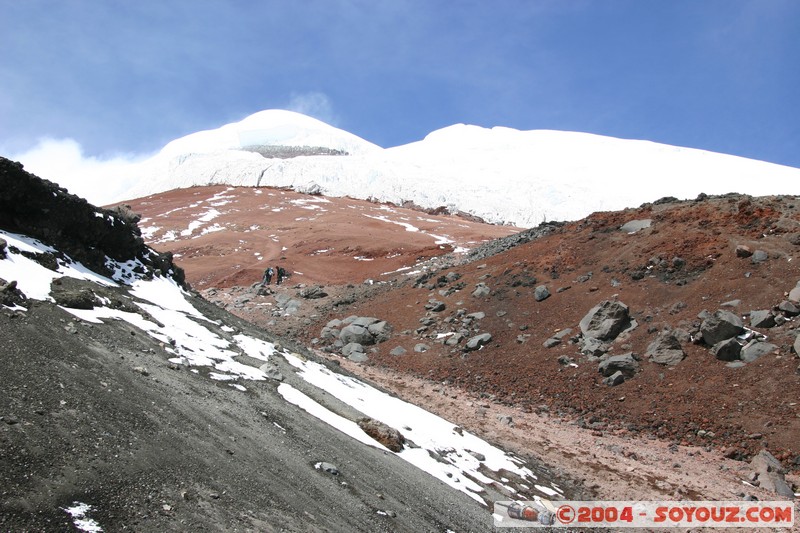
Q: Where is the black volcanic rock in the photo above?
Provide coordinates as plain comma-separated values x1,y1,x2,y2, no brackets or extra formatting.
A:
0,157,184,286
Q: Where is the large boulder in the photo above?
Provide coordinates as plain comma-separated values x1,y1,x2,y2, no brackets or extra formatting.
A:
711,338,742,361
0,278,27,308
579,300,631,341
749,310,776,329
298,285,328,299
339,324,375,345
598,353,639,377
700,310,744,345
645,332,686,366
337,316,391,346
50,287,98,310
778,300,800,317
367,320,392,343
341,342,365,358
319,319,342,340
740,341,778,363
357,418,405,452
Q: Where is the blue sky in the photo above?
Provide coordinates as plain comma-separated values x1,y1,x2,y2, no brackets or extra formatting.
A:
1,0,798,168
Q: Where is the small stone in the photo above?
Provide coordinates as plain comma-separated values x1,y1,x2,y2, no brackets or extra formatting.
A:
735,245,753,258
316,462,339,475
534,285,550,302
603,371,625,387
497,415,513,426
751,250,768,263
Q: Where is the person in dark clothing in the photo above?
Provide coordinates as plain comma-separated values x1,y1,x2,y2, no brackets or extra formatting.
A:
261,267,273,286
276,266,286,285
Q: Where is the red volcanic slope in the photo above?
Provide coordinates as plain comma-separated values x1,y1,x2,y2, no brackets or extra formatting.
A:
124,185,520,289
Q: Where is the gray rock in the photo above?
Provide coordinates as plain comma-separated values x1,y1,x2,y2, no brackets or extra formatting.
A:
557,355,575,366
389,346,407,356
319,326,340,340
425,299,446,312
794,334,800,355
721,299,741,308
579,300,631,341
51,288,97,310
751,250,769,263
741,341,777,363
750,450,794,498
348,352,369,363
341,342,365,357
367,320,392,343
711,338,742,361
445,272,461,282
646,333,686,366
339,324,375,345
725,361,747,369
414,343,429,353
749,310,776,328
778,300,800,317
472,283,490,298
672,328,692,344
316,462,339,475
465,333,492,352
619,219,652,233
534,285,550,302
259,363,284,381
598,353,638,377
553,328,573,340
497,415,513,426
274,293,302,315
700,310,744,345
580,337,609,357
351,316,380,328
466,311,485,320
789,280,800,302
445,333,464,346
543,337,561,348
298,285,328,299
603,371,625,386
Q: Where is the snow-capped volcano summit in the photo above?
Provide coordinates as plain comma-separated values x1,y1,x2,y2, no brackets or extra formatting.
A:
93,110,800,226
159,109,380,157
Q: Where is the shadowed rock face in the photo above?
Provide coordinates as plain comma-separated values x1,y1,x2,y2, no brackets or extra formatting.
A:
0,157,184,285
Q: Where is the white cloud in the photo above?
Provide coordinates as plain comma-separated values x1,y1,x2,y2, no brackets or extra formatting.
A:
10,138,149,206
286,91,337,125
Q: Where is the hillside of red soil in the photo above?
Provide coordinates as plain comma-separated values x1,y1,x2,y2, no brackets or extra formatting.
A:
125,185,518,289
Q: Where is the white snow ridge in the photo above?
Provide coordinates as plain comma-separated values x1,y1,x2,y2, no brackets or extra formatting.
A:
103,109,800,228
